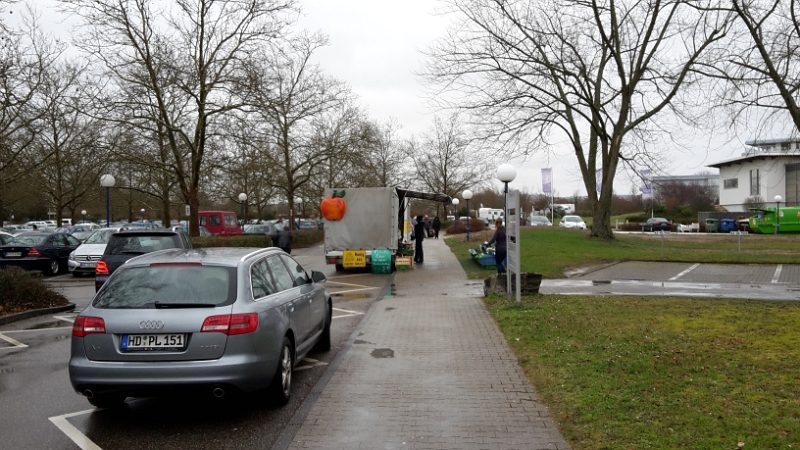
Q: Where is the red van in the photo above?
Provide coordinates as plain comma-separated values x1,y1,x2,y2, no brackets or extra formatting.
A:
198,211,242,236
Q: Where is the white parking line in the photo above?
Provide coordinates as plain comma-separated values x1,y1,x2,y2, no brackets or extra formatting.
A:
294,357,328,372
330,287,380,295
0,332,28,349
53,315,76,324
772,265,783,284
48,409,102,450
669,263,700,281
332,307,364,319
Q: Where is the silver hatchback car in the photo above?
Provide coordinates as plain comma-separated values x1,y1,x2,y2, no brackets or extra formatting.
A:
69,247,332,408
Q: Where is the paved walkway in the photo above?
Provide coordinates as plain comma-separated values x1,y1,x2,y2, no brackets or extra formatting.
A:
286,237,570,450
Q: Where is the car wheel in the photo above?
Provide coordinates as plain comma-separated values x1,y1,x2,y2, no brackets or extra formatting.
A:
47,258,60,276
268,337,293,406
72,272,82,278
314,301,332,352
87,393,126,408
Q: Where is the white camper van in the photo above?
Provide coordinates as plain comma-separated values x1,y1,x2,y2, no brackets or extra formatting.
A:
477,208,504,226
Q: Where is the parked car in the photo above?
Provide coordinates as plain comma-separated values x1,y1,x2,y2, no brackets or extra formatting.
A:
68,228,124,277
121,222,160,231
94,229,193,291
243,223,279,240
0,231,14,245
528,215,552,227
56,225,99,242
172,225,212,237
0,232,82,275
295,219,318,230
559,215,587,230
198,211,242,236
642,217,672,232
69,247,332,408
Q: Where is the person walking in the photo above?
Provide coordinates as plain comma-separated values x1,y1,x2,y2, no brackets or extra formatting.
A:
276,226,293,255
432,216,441,239
423,215,433,238
414,215,425,264
487,217,506,273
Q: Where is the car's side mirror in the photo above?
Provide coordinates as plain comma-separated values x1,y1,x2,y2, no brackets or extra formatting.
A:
311,271,326,283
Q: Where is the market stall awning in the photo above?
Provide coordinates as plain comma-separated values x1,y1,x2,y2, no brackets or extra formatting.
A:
395,188,452,204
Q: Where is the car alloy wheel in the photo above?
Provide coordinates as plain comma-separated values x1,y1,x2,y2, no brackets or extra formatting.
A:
268,337,293,405
48,258,60,276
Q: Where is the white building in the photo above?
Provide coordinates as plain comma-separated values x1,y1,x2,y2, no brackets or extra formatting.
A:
709,138,800,212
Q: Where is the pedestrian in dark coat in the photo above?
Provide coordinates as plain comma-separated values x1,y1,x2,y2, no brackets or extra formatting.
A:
487,217,506,273
414,215,425,263
276,227,293,255
432,217,441,239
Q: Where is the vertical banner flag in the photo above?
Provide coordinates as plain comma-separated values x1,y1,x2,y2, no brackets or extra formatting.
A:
596,169,602,193
542,168,552,193
641,169,652,195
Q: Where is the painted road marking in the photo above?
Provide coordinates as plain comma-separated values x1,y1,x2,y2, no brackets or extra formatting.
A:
772,265,783,284
53,315,76,324
669,263,700,281
0,332,28,349
332,307,364,319
48,409,101,450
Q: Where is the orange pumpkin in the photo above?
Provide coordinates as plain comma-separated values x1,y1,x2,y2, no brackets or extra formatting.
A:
321,190,346,221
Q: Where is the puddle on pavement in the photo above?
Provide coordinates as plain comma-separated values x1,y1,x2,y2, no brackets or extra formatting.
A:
331,293,369,298
592,280,611,285
371,348,394,358
385,307,395,311
25,321,64,330
354,339,376,345
0,366,14,374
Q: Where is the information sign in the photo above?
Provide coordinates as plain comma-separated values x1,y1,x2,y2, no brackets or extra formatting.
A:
371,249,392,274
343,250,366,268
507,190,521,303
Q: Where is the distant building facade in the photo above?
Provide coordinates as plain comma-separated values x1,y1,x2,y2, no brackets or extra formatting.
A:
708,138,800,212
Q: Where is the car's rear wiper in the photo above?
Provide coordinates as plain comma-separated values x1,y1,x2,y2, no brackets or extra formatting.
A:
154,301,215,308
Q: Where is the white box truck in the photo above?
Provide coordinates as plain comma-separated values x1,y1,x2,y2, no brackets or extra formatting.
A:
323,187,451,271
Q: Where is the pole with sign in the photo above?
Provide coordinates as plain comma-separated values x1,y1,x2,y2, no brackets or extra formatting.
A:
507,190,521,304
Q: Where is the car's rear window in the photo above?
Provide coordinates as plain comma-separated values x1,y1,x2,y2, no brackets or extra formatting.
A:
85,230,115,244
8,236,47,246
93,265,236,308
106,235,179,254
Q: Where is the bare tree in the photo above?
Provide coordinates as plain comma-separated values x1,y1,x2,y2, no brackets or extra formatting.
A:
712,0,800,133
0,6,63,221
61,0,298,235
743,195,765,210
30,60,108,225
425,0,732,238
247,32,354,226
408,113,486,211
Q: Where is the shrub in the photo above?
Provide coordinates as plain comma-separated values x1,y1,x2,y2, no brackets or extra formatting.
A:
191,230,323,249
446,218,487,234
0,267,68,316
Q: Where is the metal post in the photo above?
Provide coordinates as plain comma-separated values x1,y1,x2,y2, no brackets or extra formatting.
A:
738,232,741,259
105,187,110,227
504,181,509,297
241,201,245,230
661,230,665,259
776,201,780,234
466,199,470,241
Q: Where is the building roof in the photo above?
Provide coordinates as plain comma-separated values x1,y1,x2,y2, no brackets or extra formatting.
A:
708,152,800,169
744,137,800,147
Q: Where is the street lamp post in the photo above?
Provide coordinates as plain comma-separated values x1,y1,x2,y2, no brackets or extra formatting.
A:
452,198,460,233
81,210,86,224
775,195,783,234
496,163,517,224
238,193,247,230
462,189,473,241
140,208,145,222
100,174,115,227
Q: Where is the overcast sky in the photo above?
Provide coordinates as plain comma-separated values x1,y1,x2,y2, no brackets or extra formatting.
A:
22,0,790,200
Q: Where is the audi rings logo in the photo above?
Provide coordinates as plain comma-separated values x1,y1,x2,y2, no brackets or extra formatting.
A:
139,320,164,330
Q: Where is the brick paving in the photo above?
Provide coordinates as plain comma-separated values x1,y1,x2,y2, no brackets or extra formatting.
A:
287,237,570,450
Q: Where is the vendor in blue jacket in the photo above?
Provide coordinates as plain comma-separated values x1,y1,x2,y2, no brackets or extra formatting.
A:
486,217,506,274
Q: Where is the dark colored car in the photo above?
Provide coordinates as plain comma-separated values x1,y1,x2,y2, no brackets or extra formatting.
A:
642,217,672,232
70,247,331,408
95,229,193,291
0,232,82,275
243,223,279,242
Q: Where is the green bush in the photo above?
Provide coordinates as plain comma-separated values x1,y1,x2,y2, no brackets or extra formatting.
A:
0,267,68,316
446,218,487,234
191,230,324,249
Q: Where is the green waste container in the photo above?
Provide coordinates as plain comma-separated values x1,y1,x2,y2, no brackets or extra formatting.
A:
705,218,719,233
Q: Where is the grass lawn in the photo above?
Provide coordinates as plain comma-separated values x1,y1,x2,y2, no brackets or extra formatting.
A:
485,294,800,450
447,227,800,278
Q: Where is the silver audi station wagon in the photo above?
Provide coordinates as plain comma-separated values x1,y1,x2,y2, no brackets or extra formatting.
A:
69,247,332,408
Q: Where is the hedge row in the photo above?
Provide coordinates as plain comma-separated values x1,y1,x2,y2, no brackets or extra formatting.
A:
0,267,68,316
190,230,324,249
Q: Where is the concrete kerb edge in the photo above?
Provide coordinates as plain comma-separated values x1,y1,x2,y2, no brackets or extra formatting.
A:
271,272,396,450
564,260,622,278
0,303,76,326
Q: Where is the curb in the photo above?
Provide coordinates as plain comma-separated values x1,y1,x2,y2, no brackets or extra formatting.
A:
0,303,76,326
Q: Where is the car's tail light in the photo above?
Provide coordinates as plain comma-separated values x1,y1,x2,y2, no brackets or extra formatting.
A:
201,314,258,335
27,248,41,257
96,261,109,275
73,316,106,337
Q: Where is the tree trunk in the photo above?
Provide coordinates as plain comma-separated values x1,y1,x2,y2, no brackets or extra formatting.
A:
188,187,200,237
161,195,171,228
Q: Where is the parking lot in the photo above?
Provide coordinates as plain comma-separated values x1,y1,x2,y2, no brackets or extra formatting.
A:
0,246,391,450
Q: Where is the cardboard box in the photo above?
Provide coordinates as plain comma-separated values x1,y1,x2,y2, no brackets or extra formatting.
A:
396,255,413,268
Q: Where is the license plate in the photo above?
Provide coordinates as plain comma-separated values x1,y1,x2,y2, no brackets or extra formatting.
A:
121,334,185,350
80,262,96,268
5,252,21,257
343,250,366,268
